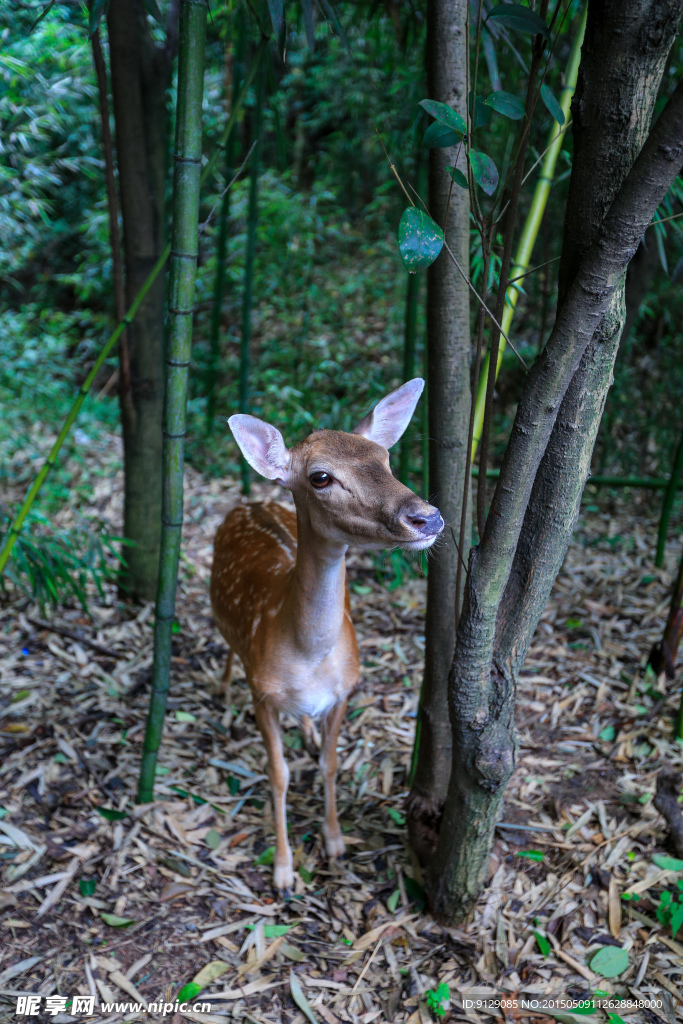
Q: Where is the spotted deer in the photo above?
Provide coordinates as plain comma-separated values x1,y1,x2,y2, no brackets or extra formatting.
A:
210,379,443,892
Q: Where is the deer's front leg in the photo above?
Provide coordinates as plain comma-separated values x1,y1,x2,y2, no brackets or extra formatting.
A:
253,699,293,892
320,699,347,859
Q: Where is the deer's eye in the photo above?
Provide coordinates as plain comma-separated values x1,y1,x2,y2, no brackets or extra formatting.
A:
310,471,332,489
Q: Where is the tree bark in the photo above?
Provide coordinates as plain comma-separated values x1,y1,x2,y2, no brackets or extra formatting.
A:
497,0,683,675
406,0,471,867
428,0,683,922
107,0,175,601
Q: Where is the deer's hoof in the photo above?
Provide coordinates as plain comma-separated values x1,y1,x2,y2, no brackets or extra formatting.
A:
323,825,345,860
273,860,294,893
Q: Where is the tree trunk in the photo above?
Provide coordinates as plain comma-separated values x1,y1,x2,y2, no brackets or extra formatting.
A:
107,0,175,601
139,0,207,801
406,0,471,867
428,0,683,923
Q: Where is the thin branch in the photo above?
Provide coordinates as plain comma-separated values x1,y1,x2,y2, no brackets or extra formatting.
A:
508,255,561,286
199,141,256,232
443,241,528,370
374,124,414,206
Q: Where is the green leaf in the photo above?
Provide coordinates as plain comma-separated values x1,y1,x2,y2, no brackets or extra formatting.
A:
541,84,566,126
96,807,128,821
175,710,196,723
419,100,467,134
670,901,683,938
386,806,406,825
422,123,463,149
397,208,444,273
404,876,426,906
79,878,97,897
387,889,400,912
534,930,550,956
599,725,616,742
652,854,683,871
100,913,136,928
290,970,319,1024
447,166,469,189
205,828,221,850
265,924,292,937
486,3,551,41
177,982,202,1004
469,150,499,195
172,620,181,634
469,93,491,129
255,846,275,866
608,1015,626,1024
589,946,629,978
266,0,286,59
485,91,525,120
299,867,313,884
517,850,544,861
226,775,241,796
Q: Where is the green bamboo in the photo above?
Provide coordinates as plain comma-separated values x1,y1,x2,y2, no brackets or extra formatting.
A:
655,429,683,568
238,57,265,496
138,0,206,804
471,8,587,461
205,18,246,436
0,39,266,579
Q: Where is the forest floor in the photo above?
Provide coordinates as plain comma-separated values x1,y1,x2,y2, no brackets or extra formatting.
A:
1,430,683,1024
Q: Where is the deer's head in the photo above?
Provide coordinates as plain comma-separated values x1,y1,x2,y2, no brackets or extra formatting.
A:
229,379,444,551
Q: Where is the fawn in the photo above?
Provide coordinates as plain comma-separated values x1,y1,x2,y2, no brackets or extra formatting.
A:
210,379,443,892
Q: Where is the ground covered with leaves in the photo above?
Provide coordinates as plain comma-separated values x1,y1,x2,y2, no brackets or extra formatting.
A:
1,433,683,1024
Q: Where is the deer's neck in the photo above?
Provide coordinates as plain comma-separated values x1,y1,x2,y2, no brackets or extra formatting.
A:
284,509,348,659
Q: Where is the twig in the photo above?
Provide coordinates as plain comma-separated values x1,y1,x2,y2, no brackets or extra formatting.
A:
26,617,120,659
373,124,414,207
508,255,561,287
443,241,528,370
199,142,257,232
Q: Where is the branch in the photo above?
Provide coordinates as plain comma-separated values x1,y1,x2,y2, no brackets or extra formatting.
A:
478,77,683,590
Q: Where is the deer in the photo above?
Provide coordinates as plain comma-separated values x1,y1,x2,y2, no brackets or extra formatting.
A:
210,378,443,893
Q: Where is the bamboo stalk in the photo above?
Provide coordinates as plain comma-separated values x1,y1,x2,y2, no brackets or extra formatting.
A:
0,39,265,577
205,16,245,436
471,7,587,461
238,56,265,496
137,0,207,804
656,430,683,568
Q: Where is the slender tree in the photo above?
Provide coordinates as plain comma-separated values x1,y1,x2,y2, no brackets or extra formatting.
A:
406,0,471,865
138,0,207,802
428,0,683,921
206,14,246,436
656,429,683,568
106,0,179,601
238,57,265,496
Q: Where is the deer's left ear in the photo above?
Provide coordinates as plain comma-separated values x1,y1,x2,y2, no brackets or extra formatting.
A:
353,378,424,450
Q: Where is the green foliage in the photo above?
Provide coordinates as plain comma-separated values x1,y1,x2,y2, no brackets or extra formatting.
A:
589,946,629,978
424,983,449,1018
656,882,683,939
397,207,444,272
0,511,119,612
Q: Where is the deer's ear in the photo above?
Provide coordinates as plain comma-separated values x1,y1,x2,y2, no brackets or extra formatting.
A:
353,378,425,450
228,415,291,486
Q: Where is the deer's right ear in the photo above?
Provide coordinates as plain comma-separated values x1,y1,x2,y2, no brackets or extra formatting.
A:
228,415,291,486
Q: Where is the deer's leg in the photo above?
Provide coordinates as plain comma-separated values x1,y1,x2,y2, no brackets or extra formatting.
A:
253,699,293,892
218,649,234,702
320,699,347,859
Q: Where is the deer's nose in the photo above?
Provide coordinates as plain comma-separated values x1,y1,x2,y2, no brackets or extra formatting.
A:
403,508,444,536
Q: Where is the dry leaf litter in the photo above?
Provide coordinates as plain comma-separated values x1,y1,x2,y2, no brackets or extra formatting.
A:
1,431,683,1024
